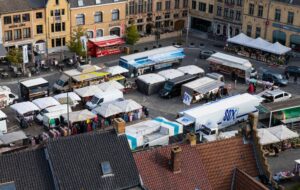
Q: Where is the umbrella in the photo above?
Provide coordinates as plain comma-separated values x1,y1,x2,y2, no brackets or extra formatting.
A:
113,99,142,112
267,125,299,141
257,129,280,145
92,103,122,118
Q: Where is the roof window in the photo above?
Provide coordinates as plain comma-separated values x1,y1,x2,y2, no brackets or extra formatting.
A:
101,161,113,176
78,0,84,6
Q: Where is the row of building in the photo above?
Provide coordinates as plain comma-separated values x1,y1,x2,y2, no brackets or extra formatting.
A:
0,0,300,56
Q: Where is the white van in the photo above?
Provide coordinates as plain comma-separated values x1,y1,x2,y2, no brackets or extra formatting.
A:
0,86,18,108
0,110,7,134
86,89,124,110
42,104,72,129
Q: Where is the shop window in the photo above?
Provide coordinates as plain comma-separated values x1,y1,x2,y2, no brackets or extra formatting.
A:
4,31,12,41
23,28,31,38
86,31,93,38
14,29,22,40
56,38,62,47
4,16,12,25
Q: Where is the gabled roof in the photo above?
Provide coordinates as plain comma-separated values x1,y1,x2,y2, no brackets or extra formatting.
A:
69,0,126,8
0,0,46,14
134,137,260,190
46,130,141,190
0,148,55,190
134,145,213,190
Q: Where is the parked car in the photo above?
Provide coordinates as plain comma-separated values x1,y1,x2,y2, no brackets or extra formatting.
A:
199,50,216,59
285,65,300,77
260,89,291,103
262,71,288,86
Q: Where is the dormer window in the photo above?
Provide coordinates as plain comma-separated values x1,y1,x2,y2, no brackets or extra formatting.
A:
101,161,113,176
96,0,101,4
78,0,84,6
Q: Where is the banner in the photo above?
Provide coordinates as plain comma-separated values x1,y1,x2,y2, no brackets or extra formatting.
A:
183,92,192,106
80,36,87,51
22,45,29,64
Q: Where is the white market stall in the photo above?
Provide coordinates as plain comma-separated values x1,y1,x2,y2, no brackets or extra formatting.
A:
32,97,60,110
92,102,122,118
227,33,253,46
157,69,184,80
177,65,205,76
257,128,281,145
62,109,96,124
103,65,129,76
10,102,40,127
97,80,125,91
54,92,81,107
267,125,299,141
113,99,142,113
74,85,103,100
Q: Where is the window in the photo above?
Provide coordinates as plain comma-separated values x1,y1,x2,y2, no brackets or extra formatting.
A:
36,25,43,34
78,0,84,6
137,18,143,23
13,15,21,23
4,31,12,41
217,6,222,16
156,2,162,11
229,10,234,19
96,0,101,4
165,1,170,10
199,2,206,12
174,13,179,18
224,8,228,17
248,3,254,15
236,0,242,6
192,1,196,9
51,39,55,47
14,29,21,40
156,16,161,20
22,13,30,22
183,0,188,8
138,0,143,13
96,29,103,37
62,37,65,46
175,0,180,9
23,28,30,38
236,11,241,21
56,38,61,47
275,9,281,22
165,13,170,19
209,4,213,14
94,12,102,23
56,0,59,5
112,9,119,21
255,27,261,38
86,31,93,38
128,1,134,15
246,25,252,36
51,10,54,16
288,12,294,25
36,12,43,19
55,9,61,16
76,14,85,25
182,10,188,17
101,161,112,176
62,22,65,31
62,9,65,15
258,5,263,17
147,0,152,12
164,20,170,27
55,23,61,31
51,24,54,32
4,16,12,24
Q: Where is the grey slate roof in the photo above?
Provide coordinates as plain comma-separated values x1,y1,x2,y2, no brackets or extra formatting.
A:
69,0,126,8
0,0,46,14
46,130,141,190
0,148,55,190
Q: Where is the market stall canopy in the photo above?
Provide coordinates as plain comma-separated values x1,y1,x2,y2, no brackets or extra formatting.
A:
157,69,184,80
0,131,27,145
76,65,102,73
113,99,142,113
10,101,40,115
32,97,60,110
264,42,292,55
62,109,96,123
246,37,273,50
88,35,125,48
267,125,299,141
97,80,124,91
227,33,253,46
0,44,7,58
137,73,166,84
54,92,81,102
92,102,122,118
177,65,205,75
103,65,128,76
257,128,280,145
74,85,103,98
258,98,300,113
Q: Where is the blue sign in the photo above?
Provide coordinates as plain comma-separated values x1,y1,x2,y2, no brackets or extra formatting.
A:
223,108,238,122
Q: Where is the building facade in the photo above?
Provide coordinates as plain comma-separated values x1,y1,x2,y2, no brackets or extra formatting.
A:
242,0,300,51
189,0,215,32
212,0,243,37
69,0,127,39
126,0,188,35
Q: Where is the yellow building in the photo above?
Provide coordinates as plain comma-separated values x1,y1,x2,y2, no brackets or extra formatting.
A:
69,0,127,38
189,0,215,32
243,0,300,51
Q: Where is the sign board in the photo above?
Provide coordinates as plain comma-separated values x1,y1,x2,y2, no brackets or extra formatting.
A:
80,36,87,51
22,45,29,64
183,92,192,106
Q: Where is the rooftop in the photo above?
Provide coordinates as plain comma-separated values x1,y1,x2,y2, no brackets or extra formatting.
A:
261,97,300,112
69,0,126,8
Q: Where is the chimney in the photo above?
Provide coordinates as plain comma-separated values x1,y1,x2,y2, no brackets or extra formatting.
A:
248,113,258,130
171,146,182,174
187,133,197,146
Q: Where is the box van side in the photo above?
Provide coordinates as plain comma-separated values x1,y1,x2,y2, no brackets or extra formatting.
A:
43,105,72,129
0,110,7,134
86,89,124,110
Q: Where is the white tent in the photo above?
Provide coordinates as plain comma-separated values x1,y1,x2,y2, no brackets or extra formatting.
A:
97,80,124,91
264,42,292,55
62,109,96,123
177,65,205,76
32,97,60,110
54,92,81,102
157,69,184,80
10,102,40,115
103,65,129,76
92,103,122,118
267,125,299,141
227,33,253,46
113,99,142,112
74,85,103,98
257,129,280,145
246,37,273,50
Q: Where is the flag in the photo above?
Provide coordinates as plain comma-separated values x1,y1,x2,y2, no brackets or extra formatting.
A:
22,45,29,64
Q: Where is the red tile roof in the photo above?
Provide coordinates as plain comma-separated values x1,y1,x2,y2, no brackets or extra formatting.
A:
134,144,213,190
134,137,260,190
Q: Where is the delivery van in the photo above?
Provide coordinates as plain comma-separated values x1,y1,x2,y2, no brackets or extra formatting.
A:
0,86,18,108
42,104,72,129
85,89,124,110
0,110,7,134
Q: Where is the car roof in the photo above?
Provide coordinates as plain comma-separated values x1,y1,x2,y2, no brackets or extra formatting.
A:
264,89,287,96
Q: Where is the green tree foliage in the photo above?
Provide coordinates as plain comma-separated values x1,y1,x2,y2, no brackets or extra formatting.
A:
126,24,140,45
6,48,23,66
67,26,86,57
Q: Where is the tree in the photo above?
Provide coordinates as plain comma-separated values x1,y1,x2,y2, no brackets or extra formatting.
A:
126,24,140,45
67,26,87,57
6,48,23,66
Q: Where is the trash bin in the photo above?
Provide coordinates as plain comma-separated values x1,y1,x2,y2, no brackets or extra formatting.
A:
114,118,126,134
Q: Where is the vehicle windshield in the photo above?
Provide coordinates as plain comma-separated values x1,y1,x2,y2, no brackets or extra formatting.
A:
164,82,173,91
200,127,211,136
56,79,65,86
90,96,99,104
275,74,283,80
262,94,274,103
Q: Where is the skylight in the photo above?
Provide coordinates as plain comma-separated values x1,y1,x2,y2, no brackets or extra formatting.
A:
101,161,112,176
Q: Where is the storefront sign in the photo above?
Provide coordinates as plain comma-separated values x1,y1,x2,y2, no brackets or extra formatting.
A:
272,23,300,33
